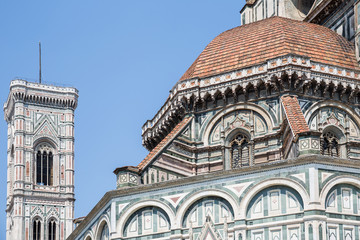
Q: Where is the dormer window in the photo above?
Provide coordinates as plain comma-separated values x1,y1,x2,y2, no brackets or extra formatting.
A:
231,134,250,169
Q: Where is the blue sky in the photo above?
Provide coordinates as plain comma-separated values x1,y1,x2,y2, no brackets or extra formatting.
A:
0,0,245,238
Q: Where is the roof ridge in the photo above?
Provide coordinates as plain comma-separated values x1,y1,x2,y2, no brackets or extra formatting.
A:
281,95,310,137
137,116,193,171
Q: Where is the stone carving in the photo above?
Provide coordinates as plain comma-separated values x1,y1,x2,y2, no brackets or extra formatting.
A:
311,139,319,149
300,139,309,150
254,115,266,134
196,216,222,240
225,117,251,133
211,124,221,143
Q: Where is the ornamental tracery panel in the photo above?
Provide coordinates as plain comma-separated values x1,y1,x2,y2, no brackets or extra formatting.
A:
208,109,269,145
321,131,339,157
306,105,360,159
230,134,250,169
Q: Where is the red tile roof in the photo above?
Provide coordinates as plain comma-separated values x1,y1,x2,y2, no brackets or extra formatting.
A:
180,16,358,81
281,95,310,136
137,117,192,171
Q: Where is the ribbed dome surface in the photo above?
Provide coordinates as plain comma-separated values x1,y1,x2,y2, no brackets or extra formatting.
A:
180,16,358,81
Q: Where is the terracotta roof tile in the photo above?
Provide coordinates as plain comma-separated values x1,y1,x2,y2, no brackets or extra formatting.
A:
281,95,310,136
137,117,192,171
180,17,359,81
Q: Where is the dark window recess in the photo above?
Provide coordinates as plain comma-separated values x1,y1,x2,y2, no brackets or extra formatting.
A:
48,219,56,240
321,132,339,157
32,219,41,240
36,150,53,186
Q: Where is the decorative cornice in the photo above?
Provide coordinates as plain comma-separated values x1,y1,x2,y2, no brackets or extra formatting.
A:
3,79,78,122
305,0,345,24
67,154,360,240
142,54,360,150
113,166,139,175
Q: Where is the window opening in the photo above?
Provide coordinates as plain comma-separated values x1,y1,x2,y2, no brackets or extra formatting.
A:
319,225,323,240
36,145,54,186
100,224,109,240
322,131,339,157
32,218,41,240
231,134,250,168
309,224,313,240
48,219,56,240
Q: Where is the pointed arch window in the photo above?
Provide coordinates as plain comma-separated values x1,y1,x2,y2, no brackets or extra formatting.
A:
231,134,250,169
32,218,41,240
35,144,54,186
100,223,109,240
322,131,339,157
308,224,313,240
48,219,56,240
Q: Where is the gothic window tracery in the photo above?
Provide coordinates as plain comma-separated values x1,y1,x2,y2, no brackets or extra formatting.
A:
35,143,54,186
32,218,41,240
230,134,250,168
48,219,56,240
321,131,339,157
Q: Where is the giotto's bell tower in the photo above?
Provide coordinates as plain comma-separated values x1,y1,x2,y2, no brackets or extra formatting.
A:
4,79,78,240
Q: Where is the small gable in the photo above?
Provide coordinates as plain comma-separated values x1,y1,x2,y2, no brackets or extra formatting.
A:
137,117,192,171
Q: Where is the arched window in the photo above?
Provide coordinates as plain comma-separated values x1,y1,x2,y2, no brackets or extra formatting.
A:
35,143,54,186
48,219,56,240
32,218,41,240
230,134,250,168
100,224,109,240
322,131,339,157
308,224,313,240
319,224,323,240
151,172,155,183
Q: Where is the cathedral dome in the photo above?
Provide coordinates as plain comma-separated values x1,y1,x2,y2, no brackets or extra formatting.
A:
180,16,359,81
